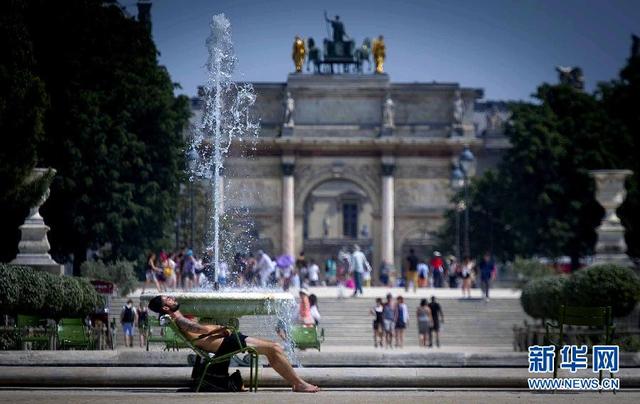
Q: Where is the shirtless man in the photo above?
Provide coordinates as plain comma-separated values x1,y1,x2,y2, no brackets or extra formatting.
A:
147,295,319,393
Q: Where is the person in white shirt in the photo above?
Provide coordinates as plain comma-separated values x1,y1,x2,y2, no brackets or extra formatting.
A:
350,244,371,297
307,260,320,286
257,250,274,288
309,294,321,326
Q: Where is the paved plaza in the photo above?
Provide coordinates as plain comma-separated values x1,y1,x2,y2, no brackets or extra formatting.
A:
0,388,636,404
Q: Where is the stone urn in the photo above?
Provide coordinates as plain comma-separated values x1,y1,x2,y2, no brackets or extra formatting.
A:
10,168,64,275
590,169,633,266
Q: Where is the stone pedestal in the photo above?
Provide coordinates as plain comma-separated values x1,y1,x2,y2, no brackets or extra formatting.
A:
590,169,633,266
10,168,64,275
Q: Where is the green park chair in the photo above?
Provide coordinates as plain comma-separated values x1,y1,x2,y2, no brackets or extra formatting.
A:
57,318,91,350
16,314,51,350
165,315,259,392
145,316,188,351
545,305,615,384
290,325,324,351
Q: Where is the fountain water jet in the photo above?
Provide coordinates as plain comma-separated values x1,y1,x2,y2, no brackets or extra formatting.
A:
144,14,297,359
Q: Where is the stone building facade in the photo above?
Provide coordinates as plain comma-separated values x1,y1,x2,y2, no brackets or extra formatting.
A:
191,73,499,282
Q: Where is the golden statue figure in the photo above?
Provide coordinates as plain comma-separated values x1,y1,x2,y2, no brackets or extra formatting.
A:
372,35,386,74
292,35,306,73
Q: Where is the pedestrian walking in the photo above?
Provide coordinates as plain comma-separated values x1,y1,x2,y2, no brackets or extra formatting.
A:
298,289,314,326
309,294,321,326
370,298,384,348
394,296,409,348
143,252,162,293
405,248,419,292
382,293,395,348
430,251,445,288
478,252,496,301
325,256,337,285
416,298,433,347
428,296,444,347
137,302,148,348
307,259,320,286
257,250,275,288
350,244,371,297
461,256,474,298
447,255,459,288
120,299,138,348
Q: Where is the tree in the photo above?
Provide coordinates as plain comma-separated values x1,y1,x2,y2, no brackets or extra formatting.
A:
1,1,191,272
440,69,635,267
599,46,640,259
0,0,50,262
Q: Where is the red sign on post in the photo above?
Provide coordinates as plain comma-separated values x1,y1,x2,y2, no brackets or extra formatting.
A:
90,280,114,295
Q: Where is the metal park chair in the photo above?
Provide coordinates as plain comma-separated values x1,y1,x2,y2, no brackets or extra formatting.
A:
545,305,615,384
57,318,92,350
145,315,185,351
16,314,51,350
165,315,259,392
290,325,324,351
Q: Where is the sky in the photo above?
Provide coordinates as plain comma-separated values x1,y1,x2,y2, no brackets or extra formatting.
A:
125,0,640,101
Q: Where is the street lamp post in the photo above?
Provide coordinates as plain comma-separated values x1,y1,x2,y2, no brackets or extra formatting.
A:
451,146,475,259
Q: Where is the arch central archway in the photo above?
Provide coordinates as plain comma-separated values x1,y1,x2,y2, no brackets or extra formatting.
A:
296,178,378,280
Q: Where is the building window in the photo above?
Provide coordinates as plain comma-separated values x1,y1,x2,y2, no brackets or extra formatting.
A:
342,202,358,238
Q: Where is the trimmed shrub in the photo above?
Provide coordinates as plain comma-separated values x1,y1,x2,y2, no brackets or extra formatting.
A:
0,264,102,319
565,264,640,318
80,260,137,297
520,276,568,320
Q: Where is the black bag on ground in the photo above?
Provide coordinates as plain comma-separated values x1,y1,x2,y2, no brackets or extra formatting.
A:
190,355,244,392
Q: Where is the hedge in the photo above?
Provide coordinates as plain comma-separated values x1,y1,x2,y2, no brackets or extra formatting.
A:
564,264,640,317
520,264,640,320
0,264,102,319
520,276,568,320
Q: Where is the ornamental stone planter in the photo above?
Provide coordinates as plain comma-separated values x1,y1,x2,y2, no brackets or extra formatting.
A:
10,168,64,275
590,169,633,267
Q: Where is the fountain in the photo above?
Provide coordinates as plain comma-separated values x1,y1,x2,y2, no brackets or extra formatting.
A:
142,14,294,333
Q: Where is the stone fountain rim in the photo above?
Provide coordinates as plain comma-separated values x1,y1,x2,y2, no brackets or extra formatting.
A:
139,291,295,301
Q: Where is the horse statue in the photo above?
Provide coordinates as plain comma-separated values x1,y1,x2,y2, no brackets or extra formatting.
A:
354,38,372,73
306,37,322,73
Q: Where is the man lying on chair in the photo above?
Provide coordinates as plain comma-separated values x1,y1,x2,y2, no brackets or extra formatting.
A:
147,295,319,393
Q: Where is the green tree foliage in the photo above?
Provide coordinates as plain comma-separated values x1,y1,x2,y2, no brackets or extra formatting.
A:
599,49,640,259
80,260,138,297
0,1,191,271
0,0,50,262
440,45,639,265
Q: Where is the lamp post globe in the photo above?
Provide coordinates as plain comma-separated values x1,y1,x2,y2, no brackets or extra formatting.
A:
459,146,475,175
451,165,465,189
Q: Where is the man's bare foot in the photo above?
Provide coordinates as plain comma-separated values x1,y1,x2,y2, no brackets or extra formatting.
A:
292,381,320,393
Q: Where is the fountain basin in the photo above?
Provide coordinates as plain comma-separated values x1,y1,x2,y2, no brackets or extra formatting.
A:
140,291,295,323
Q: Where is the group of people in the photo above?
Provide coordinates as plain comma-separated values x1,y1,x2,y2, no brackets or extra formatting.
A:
230,245,372,298
370,294,444,348
119,299,149,348
404,250,497,301
144,249,210,292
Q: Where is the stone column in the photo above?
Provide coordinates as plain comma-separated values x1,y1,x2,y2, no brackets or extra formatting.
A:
281,156,295,257
590,169,633,266
381,157,396,274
